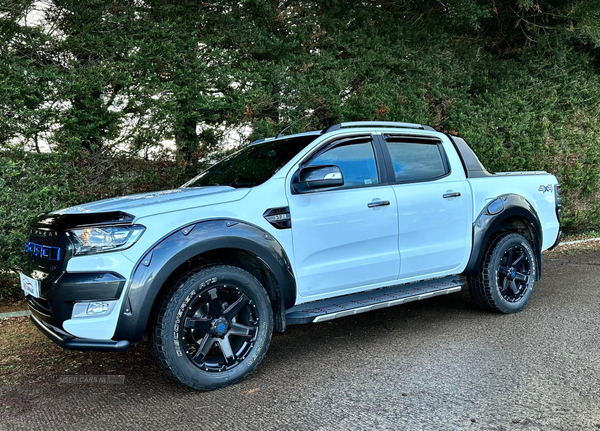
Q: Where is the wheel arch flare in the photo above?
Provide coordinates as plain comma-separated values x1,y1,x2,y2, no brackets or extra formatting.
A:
465,194,543,279
113,219,296,343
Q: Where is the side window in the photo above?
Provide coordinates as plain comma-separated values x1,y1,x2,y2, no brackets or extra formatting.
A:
386,140,447,182
308,140,379,188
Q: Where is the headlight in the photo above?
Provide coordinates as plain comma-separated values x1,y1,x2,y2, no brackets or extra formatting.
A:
67,225,145,256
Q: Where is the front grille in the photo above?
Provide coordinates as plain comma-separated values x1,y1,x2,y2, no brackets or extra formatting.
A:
26,228,65,272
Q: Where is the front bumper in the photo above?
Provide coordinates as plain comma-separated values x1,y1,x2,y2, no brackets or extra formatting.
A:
26,271,126,324
30,314,130,352
26,271,128,349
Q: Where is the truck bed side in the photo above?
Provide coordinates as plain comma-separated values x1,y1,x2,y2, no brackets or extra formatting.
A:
467,174,560,251
446,135,560,252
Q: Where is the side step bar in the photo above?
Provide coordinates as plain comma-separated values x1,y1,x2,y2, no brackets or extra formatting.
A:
285,276,464,325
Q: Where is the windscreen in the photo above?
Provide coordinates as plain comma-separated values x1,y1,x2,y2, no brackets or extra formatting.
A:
185,135,318,188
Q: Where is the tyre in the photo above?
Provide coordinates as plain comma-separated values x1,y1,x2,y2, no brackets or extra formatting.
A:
468,233,537,314
151,265,273,390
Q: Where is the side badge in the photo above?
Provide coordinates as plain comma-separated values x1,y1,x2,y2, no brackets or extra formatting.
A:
263,207,291,229
538,184,552,193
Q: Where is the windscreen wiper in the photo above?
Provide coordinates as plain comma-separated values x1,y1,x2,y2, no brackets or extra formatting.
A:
227,181,255,188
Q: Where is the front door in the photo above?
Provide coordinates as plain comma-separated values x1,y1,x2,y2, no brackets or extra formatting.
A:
287,136,400,299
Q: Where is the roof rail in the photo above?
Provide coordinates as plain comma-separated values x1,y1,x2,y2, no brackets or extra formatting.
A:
248,136,275,146
322,121,435,134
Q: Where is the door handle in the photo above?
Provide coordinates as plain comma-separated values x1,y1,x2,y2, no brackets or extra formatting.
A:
368,200,390,208
443,192,461,199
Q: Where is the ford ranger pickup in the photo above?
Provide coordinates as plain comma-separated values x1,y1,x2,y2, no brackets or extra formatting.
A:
21,121,562,390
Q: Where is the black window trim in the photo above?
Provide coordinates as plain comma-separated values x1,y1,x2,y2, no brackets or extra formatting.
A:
291,134,388,194
376,134,452,185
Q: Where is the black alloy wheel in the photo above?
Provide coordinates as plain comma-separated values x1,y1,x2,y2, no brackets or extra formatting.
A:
496,245,531,303
181,285,258,372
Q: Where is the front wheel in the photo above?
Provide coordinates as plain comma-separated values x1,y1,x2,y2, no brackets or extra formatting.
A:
151,265,273,390
468,233,537,314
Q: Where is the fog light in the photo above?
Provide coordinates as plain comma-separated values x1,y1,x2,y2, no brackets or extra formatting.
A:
86,302,110,316
71,300,117,319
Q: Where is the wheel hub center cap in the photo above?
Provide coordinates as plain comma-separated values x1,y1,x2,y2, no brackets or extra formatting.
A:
211,317,229,337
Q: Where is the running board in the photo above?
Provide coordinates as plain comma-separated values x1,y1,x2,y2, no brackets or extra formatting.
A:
285,276,464,325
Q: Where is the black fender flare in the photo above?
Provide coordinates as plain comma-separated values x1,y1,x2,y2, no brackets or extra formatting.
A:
464,194,543,278
113,219,296,343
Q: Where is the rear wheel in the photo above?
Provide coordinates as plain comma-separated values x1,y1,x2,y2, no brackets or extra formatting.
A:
151,265,273,390
468,233,537,313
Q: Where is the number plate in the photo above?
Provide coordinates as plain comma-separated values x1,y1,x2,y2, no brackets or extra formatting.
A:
20,273,41,298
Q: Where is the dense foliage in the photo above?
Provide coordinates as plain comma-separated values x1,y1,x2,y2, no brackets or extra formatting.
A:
1,0,600,300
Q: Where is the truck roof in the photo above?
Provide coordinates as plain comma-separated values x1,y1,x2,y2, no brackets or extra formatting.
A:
250,121,435,146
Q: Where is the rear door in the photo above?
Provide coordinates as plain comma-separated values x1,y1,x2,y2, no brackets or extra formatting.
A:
378,134,470,280
287,135,400,299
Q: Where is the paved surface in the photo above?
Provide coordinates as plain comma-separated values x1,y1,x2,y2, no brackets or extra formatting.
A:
0,311,30,319
2,250,600,430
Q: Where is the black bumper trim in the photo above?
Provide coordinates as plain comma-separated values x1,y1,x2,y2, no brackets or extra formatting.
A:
31,314,130,352
548,229,562,251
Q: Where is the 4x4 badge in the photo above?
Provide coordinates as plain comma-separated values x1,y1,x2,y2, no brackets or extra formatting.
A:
538,184,552,193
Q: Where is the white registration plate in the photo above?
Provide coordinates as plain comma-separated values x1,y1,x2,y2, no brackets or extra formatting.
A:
20,273,41,298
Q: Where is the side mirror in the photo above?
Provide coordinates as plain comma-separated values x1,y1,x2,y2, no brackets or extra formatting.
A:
292,165,344,193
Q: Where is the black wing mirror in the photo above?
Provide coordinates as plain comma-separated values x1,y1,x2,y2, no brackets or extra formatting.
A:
292,165,344,193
